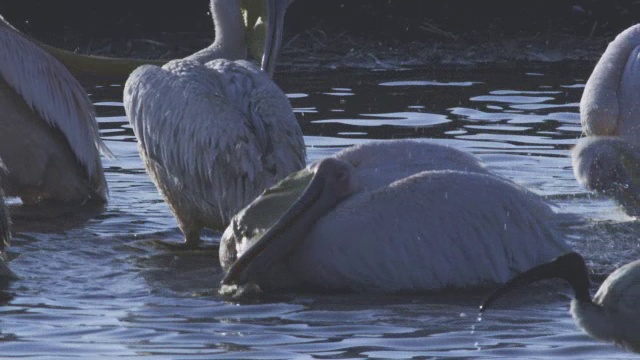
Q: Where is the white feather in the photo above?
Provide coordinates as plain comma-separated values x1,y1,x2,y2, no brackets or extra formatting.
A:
568,259,640,353
223,140,570,292
580,24,640,137
0,17,109,186
293,169,568,292
124,58,304,234
573,24,640,216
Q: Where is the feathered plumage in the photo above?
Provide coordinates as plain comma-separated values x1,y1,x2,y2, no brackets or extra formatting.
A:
0,15,109,204
221,140,570,292
123,0,304,246
573,24,640,216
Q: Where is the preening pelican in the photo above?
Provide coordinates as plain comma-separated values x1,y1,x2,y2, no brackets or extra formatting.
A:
572,24,640,215
480,252,640,354
124,0,305,247
220,140,571,293
0,15,110,207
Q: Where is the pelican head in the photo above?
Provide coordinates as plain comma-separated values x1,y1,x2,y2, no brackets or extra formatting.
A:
572,136,640,216
260,0,290,75
188,0,290,76
480,252,591,313
242,0,293,75
221,157,358,289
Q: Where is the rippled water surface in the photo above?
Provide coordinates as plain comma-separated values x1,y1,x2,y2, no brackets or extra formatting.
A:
2,65,639,358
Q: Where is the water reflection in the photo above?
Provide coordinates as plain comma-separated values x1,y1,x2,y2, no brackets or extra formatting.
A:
0,65,637,358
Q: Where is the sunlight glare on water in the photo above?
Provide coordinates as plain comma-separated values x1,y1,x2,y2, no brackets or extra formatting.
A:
0,65,638,358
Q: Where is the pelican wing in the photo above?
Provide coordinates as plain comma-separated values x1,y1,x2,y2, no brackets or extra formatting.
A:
334,139,489,190
124,59,304,225
594,259,640,316
0,18,108,190
221,140,489,270
292,170,570,291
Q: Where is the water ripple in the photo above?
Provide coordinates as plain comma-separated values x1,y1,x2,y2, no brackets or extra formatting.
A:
1,65,636,359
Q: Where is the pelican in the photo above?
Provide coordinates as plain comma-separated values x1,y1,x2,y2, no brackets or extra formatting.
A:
0,14,114,207
480,252,640,353
124,0,304,247
580,24,640,137
572,136,640,216
572,24,640,215
219,140,571,293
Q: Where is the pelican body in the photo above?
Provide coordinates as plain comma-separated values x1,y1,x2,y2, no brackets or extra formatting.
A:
573,24,640,215
580,24,640,137
481,252,640,354
124,0,304,246
0,15,109,206
220,140,571,293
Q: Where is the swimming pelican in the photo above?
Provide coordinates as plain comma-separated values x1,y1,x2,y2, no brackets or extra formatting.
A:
572,24,640,215
0,14,112,207
219,140,571,292
124,0,305,247
480,252,640,353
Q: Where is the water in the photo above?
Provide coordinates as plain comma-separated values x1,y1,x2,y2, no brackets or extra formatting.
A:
1,65,638,358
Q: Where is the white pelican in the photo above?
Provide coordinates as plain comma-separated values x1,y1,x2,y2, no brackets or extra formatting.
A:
0,15,112,207
219,140,571,293
480,252,640,353
580,24,640,137
572,24,640,215
124,0,305,247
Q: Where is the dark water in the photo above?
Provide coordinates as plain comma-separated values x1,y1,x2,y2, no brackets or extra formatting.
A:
1,66,638,358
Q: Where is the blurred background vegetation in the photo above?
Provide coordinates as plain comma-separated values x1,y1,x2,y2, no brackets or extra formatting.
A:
1,1,639,66
2,0,639,39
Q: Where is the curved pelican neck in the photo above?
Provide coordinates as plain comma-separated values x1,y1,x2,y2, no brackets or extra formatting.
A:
186,0,247,63
581,25,640,136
